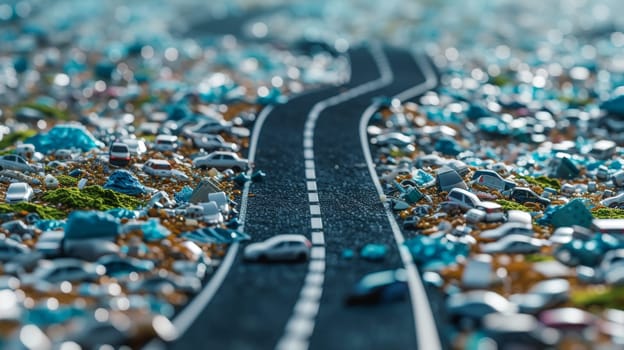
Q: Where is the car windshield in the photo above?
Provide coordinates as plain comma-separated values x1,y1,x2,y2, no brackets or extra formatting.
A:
111,145,128,152
7,185,25,194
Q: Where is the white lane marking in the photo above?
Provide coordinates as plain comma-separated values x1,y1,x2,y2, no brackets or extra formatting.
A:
311,231,324,245
310,246,325,259
304,160,315,169
286,318,315,338
275,43,393,350
359,51,441,350
308,193,319,203
309,204,321,215
305,272,324,286
307,182,318,192
300,283,323,299
310,217,323,229
295,299,321,317
167,105,275,339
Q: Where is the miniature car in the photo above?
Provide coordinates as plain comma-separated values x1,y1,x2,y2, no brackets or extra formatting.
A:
152,134,179,152
601,192,624,208
446,188,481,210
96,254,155,277
142,159,189,180
20,258,106,285
191,134,240,152
474,202,505,222
480,234,548,254
0,154,38,173
193,151,250,171
506,187,551,207
244,234,311,262
480,222,534,241
109,142,131,166
370,132,413,147
471,169,516,191
345,269,408,305
183,119,232,136
4,182,34,204
436,166,467,192
447,290,518,324
119,138,147,157
0,238,31,262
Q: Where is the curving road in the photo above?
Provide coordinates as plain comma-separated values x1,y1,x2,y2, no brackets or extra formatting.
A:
163,43,445,350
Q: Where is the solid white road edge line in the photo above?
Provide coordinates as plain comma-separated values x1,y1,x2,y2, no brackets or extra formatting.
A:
275,42,393,350
358,51,440,350
166,105,275,338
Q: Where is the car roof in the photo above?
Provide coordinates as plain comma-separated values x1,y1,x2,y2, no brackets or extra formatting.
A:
147,159,170,165
155,134,177,141
265,234,308,244
477,201,501,209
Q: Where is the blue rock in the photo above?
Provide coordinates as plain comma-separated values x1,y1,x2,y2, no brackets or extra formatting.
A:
34,220,65,231
103,170,147,196
65,211,120,240
404,234,469,267
68,169,83,178
251,170,266,182
435,137,463,156
26,124,104,153
360,244,387,261
141,218,170,242
180,227,250,244
233,173,251,185
106,208,138,219
601,95,624,116
342,248,355,259
550,198,593,228
466,104,490,119
174,186,193,203
94,60,115,80
553,157,580,179
13,56,28,73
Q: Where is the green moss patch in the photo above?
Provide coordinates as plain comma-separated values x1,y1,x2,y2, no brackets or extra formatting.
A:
592,207,624,219
0,202,65,220
42,185,142,211
572,286,624,309
56,175,79,186
496,199,532,212
518,175,561,190
0,130,38,150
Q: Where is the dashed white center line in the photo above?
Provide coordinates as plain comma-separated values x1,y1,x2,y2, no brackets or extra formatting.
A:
307,182,318,192
300,284,323,299
310,246,325,259
310,217,323,229
305,272,324,286
308,193,319,203
311,231,324,245
275,43,392,350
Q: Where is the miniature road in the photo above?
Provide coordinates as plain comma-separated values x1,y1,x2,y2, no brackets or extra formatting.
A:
168,46,443,350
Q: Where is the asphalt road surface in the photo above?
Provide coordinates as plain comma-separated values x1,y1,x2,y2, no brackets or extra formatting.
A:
167,44,446,350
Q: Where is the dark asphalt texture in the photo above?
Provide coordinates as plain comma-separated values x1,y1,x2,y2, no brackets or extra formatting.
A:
168,45,448,350
176,10,448,349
